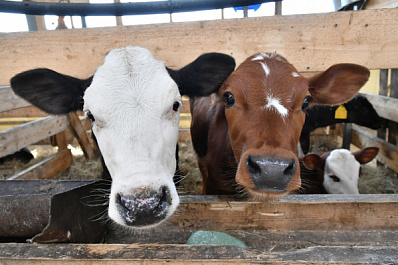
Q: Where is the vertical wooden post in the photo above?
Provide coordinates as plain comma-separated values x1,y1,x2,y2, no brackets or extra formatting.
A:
388,69,398,145
342,123,352,150
68,112,95,159
275,1,282,15
377,69,388,142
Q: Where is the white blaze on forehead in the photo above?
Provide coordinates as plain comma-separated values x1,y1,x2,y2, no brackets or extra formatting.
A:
261,94,288,118
292,72,300,77
259,62,270,76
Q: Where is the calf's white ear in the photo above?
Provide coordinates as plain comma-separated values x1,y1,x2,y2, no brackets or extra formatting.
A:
353,147,379,164
307,64,370,105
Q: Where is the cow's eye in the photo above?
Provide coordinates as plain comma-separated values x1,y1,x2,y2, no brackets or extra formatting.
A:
86,111,95,122
224,92,235,107
172,101,181,112
329,174,340,182
301,97,310,110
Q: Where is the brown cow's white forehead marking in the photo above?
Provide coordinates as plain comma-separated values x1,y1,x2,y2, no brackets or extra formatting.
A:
252,52,291,120
261,94,289,119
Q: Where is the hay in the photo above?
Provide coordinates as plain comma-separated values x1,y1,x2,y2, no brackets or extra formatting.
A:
1,130,397,195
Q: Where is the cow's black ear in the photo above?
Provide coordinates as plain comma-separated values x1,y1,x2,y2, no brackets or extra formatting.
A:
10,68,92,114
168,53,235,97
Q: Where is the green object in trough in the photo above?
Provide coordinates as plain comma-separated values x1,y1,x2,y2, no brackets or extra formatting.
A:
186,230,248,249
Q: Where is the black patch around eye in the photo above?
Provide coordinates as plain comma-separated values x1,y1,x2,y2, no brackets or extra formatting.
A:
224,92,235,107
301,97,310,110
173,101,180,112
329,175,341,182
87,111,95,122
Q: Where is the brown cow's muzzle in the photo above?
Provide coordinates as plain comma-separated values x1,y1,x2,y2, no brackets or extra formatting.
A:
237,153,301,200
247,155,297,191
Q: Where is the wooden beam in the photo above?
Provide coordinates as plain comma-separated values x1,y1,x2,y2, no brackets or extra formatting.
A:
359,92,398,123
351,125,398,172
0,243,396,264
7,149,73,180
366,0,398,9
0,115,68,157
68,112,95,159
1,8,398,85
0,86,31,112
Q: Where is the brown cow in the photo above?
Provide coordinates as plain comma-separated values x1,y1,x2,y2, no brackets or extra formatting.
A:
190,52,370,200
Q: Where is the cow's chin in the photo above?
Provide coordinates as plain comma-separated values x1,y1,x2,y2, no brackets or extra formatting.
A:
244,188,290,201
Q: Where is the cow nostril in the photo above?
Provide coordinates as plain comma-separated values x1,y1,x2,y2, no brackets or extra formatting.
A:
115,186,172,227
284,159,296,176
246,155,262,176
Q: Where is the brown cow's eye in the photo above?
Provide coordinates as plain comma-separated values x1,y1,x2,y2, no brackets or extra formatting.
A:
224,92,235,107
301,97,310,110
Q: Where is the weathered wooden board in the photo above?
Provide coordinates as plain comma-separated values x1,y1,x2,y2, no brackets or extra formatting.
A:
68,112,95,159
7,149,73,180
0,115,68,157
360,92,398,123
0,243,396,264
366,0,398,9
0,86,31,112
1,8,398,85
351,125,398,172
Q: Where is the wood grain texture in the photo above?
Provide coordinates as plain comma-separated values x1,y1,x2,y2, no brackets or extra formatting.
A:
351,125,398,172
1,8,398,85
0,243,396,264
359,92,398,123
0,86,31,112
0,115,68,157
7,149,73,180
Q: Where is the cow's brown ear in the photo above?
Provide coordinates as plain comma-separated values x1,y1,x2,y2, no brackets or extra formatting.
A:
302,154,323,170
353,147,379,164
307,64,370,105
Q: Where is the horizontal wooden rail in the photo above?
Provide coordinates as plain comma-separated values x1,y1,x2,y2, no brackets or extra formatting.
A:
351,125,398,172
0,115,68,158
0,86,31,112
360,92,398,123
0,243,396,264
1,8,398,85
7,149,73,180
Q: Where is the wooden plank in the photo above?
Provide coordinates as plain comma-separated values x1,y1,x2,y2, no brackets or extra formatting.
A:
351,125,398,172
359,92,398,123
366,0,398,9
1,8,398,85
0,86,31,112
0,243,396,264
164,194,398,231
0,115,68,158
7,149,73,180
0,105,48,118
68,112,95,159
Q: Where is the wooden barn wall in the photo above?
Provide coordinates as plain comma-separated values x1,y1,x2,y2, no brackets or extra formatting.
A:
0,8,398,85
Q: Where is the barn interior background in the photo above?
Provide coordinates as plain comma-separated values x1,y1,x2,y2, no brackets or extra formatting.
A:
0,0,397,264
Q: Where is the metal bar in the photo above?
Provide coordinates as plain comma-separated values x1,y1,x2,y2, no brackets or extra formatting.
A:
0,0,282,16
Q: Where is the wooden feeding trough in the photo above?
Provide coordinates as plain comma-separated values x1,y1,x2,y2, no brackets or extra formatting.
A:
0,4,397,264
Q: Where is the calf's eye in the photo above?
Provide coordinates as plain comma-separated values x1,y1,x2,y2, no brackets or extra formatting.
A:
172,101,181,112
224,92,235,107
329,174,340,182
86,111,95,122
301,97,310,110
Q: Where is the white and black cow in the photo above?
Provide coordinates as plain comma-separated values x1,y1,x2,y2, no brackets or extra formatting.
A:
10,46,235,229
